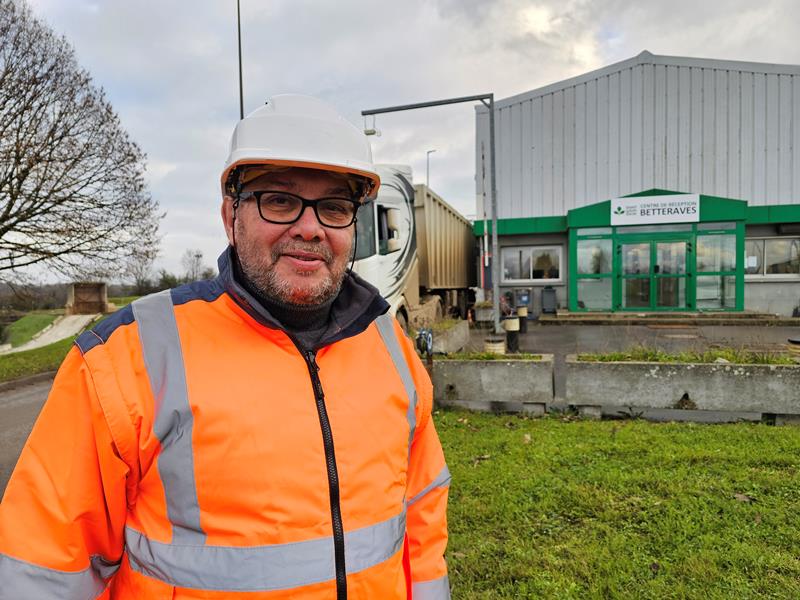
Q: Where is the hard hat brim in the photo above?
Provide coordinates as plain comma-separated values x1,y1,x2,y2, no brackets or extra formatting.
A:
221,158,380,201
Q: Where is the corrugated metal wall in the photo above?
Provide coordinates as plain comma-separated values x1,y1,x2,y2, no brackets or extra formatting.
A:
414,184,475,289
476,53,800,219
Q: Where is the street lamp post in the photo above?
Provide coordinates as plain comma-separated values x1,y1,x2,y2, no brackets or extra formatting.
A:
236,0,244,119
426,149,436,188
362,93,501,334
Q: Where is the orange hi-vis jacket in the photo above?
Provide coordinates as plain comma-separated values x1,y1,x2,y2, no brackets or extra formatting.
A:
0,249,451,599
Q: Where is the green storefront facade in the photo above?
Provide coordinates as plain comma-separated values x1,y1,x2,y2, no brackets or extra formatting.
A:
474,189,800,314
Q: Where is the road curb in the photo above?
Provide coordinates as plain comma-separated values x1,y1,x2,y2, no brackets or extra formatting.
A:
0,371,57,394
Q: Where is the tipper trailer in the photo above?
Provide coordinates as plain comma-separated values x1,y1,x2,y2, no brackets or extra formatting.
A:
353,164,474,330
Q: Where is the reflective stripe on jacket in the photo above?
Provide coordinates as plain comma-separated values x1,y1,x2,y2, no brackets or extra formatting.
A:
0,261,450,599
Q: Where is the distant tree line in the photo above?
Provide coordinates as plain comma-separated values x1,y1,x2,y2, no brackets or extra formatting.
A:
0,248,215,312
127,248,215,296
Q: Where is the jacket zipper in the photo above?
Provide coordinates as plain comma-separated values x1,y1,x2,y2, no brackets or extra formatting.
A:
302,348,348,600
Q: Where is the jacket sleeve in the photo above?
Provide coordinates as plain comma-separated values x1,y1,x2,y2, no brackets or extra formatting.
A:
399,325,451,600
0,345,131,600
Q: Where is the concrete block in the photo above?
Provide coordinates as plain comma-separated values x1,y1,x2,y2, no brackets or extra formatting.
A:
522,402,547,416
474,307,493,323
432,320,469,354
775,414,800,426
432,355,554,413
565,355,800,415
577,405,602,420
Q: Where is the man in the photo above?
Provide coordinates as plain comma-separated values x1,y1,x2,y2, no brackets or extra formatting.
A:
0,95,451,599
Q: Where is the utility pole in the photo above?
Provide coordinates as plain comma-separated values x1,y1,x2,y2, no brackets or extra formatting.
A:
362,94,501,334
237,0,244,119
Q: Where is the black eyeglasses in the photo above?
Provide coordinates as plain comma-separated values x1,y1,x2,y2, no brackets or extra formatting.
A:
237,190,360,228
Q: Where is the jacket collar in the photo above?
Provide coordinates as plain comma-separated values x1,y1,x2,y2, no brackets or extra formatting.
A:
216,246,389,350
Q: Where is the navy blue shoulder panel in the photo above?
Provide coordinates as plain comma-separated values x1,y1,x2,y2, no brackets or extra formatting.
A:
170,277,226,306
74,278,226,355
74,304,135,355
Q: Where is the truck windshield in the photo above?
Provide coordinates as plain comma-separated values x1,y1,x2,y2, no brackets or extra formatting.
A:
354,201,376,260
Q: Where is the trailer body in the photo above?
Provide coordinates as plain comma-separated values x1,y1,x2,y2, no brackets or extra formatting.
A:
353,164,474,329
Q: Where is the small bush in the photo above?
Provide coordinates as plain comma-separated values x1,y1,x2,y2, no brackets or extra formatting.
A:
431,318,462,333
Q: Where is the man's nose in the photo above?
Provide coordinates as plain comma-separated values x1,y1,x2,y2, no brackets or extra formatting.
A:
289,204,325,240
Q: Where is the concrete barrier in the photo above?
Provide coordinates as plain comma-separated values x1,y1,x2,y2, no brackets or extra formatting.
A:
432,320,470,354
565,355,800,418
432,355,553,415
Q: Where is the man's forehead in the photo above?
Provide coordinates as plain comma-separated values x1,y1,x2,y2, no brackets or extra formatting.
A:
241,166,355,194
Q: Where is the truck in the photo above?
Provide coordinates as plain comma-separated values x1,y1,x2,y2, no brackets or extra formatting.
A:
353,164,475,331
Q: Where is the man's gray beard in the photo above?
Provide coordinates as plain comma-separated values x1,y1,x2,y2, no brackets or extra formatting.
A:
237,237,351,307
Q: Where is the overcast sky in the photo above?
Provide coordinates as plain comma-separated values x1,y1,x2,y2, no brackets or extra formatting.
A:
26,0,800,279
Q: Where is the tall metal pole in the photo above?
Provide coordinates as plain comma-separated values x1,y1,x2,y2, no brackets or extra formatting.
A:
237,0,244,120
488,95,500,335
426,149,436,188
362,93,501,333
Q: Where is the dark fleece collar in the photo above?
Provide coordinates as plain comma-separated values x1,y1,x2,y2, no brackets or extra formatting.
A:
216,246,389,351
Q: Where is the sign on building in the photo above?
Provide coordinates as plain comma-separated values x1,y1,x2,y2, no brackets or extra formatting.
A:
610,194,700,226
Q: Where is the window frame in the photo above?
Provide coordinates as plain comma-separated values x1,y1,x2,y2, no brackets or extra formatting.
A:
744,236,800,280
500,245,564,284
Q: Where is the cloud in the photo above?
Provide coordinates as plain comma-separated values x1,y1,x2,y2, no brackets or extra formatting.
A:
23,0,800,280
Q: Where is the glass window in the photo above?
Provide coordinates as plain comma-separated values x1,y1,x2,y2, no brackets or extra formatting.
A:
765,239,800,275
503,248,526,280
616,224,693,233
696,275,736,309
576,227,612,236
577,239,612,274
531,248,559,279
577,278,612,310
697,222,736,230
354,202,376,260
656,241,686,275
623,278,650,308
745,239,764,275
622,243,650,275
697,234,736,272
656,277,686,308
501,246,561,282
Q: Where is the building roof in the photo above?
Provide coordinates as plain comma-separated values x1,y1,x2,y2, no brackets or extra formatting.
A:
479,50,800,112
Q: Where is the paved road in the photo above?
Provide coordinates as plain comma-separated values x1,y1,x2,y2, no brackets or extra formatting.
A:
0,378,52,498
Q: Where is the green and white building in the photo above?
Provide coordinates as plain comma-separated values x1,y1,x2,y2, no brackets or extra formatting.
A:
475,51,800,316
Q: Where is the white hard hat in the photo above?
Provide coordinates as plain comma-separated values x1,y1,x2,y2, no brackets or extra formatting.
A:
221,94,380,198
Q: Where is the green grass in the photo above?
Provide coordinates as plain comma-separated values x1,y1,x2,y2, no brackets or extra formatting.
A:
579,346,796,365
437,352,542,360
431,318,462,332
0,336,76,382
436,408,800,599
108,295,140,307
3,313,58,347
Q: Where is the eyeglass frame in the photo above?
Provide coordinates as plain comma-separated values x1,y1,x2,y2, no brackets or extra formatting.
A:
236,190,363,229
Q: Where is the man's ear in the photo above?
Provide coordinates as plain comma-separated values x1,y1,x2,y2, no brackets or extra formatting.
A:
221,195,236,245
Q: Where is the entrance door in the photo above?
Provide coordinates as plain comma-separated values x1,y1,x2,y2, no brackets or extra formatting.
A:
618,238,692,310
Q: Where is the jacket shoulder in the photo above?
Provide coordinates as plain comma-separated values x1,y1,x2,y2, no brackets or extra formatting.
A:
74,278,226,355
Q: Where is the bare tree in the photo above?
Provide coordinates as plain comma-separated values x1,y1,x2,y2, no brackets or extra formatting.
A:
0,0,161,278
181,248,205,282
125,245,158,295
